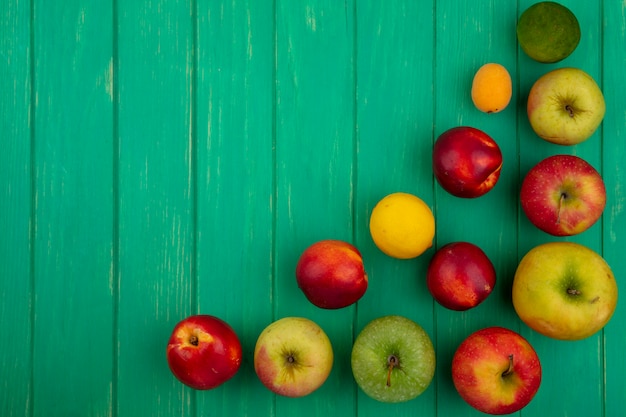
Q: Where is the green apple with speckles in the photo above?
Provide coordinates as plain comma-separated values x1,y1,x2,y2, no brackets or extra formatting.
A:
512,242,618,340
351,315,435,403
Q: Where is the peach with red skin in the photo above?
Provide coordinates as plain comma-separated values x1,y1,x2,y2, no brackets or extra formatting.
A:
296,239,368,309
166,315,242,390
452,327,541,415
520,154,606,236
426,242,496,311
432,127,503,198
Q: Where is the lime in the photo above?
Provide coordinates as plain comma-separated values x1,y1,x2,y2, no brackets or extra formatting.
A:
517,2,580,63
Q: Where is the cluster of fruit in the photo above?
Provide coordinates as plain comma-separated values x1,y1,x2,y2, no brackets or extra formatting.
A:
165,2,618,415
435,2,617,414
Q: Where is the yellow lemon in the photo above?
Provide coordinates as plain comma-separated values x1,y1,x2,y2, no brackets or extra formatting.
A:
369,192,435,259
471,63,512,114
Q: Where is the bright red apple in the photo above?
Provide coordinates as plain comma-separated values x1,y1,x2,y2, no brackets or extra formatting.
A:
452,327,542,415
520,154,606,236
433,126,503,198
426,241,496,311
166,314,242,390
296,239,368,309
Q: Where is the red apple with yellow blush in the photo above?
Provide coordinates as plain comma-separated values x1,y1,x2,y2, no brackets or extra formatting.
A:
452,326,542,415
166,315,242,390
520,154,606,236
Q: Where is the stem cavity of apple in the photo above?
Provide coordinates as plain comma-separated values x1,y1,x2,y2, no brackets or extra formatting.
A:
386,355,398,387
502,354,514,377
189,335,199,346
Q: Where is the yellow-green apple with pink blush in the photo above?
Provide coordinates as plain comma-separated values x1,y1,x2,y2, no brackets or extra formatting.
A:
254,317,333,397
296,239,368,309
512,242,618,340
527,68,605,145
452,327,541,415
432,126,503,198
426,241,496,311
520,154,606,236
351,315,435,403
166,315,242,390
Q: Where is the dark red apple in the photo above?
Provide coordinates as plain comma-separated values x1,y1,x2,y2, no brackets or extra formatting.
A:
433,127,503,198
520,154,606,236
426,241,496,311
166,314,242,390
296,239,368,309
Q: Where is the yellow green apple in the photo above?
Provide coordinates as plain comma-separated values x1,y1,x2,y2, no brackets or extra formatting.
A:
512,242,618,340
253,317,333,397
527,68,605,145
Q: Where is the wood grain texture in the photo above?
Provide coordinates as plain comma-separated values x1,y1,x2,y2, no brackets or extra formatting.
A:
354,2,436,416
274,1,357,415
1,0,32,416
1,0,625,416
195,0,275,415
116,1,194,416
602,1,626,415
30,1,115,416
516,2,605,417
433,2,521,415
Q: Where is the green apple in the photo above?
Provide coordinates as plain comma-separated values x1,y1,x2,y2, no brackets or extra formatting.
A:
527,68,605,145
254,317,333,397
512,242,618,340
351,315,435,403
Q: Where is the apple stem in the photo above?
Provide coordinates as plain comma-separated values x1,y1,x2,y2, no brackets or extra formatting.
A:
556,193,566,225
386,355,398,387
502,354,514,377
565,104,575,118
189,335,199,346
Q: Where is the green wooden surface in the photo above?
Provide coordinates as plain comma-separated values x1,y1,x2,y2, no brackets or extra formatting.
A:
2,0,625,416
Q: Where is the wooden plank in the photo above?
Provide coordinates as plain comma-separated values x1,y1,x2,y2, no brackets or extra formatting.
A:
602,0,626,415
115,1,195,415
516,1,605,416
0,1,33,416
1,0,625,416
273,0,357,415
355,1,437,415
30,1,114,416
431,1,521,415
194,0,275,414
